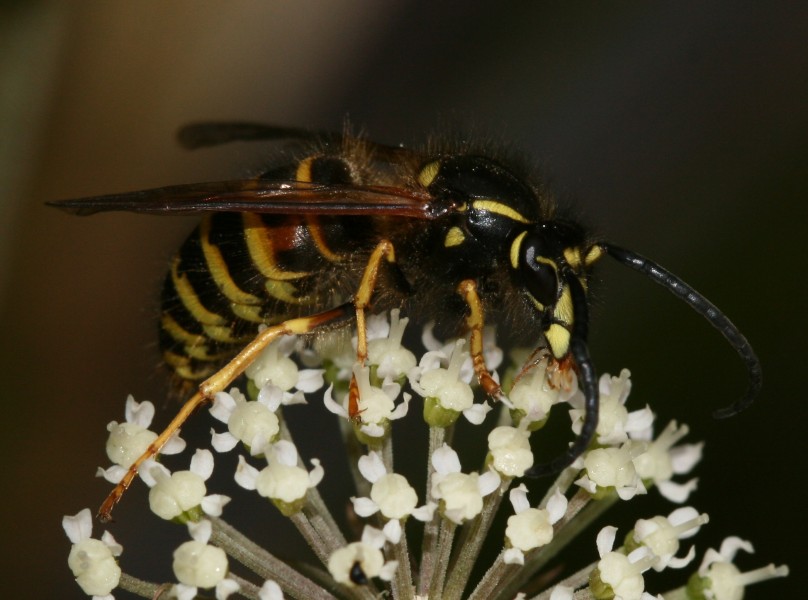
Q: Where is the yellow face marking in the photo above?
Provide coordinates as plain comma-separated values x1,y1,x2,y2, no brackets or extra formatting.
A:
563,247,583,269
471,200,531,223
171,258,227,326
417,160,441,187
545,323,570,358
200,218,262,306
553,286,574,325
295,156,315,182
242,213,310,281
584,245,604,266
510,231,527,269
444,226,466,247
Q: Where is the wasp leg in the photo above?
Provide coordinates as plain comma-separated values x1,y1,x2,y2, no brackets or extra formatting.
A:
98,305,352,522
348,240,397,421
457,280,502,399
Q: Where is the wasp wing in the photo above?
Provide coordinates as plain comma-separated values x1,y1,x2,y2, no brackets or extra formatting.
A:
48,180,447,219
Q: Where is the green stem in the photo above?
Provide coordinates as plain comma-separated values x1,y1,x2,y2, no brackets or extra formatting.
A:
210,516,337,600
443,476,510,600
428,518,457,599
417,426,446,596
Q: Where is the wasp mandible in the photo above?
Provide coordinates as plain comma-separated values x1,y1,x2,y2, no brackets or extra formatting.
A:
51,123,761,521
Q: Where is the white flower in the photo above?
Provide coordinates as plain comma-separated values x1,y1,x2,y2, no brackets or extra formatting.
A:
323,365,410,438
99,395,185,484
488,425,534,477
367,309,417,380
508,358,566,427
503,486,567,564
410,339,490,425
631,420,702,503
327,526,398,586
575,442,647,500
631,506,708,571
695,537,789,600
172,520,237,599
351,451,435,528
245,335,324,395
63,508,122,598
210,386,281,455
238,441,324,513
592,526,658,600
147,449,230,521
430,443,500,524
570,370,653,445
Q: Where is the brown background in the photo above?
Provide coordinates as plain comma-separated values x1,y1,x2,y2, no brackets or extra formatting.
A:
1,2,804,598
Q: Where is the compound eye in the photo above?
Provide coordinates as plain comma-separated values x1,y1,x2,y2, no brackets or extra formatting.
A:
521,239,559,309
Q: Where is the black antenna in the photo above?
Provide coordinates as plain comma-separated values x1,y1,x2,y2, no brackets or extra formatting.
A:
600,243,761,418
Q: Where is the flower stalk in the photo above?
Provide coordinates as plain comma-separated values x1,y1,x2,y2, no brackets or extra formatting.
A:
63,313,787,600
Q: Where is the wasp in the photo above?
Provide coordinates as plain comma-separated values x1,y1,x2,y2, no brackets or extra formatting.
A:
51,122,761,521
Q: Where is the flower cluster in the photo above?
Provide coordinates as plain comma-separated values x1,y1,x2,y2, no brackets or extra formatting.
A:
64,311,788,599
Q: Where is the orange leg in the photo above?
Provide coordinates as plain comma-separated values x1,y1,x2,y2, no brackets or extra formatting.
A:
348,240,396,422
98,306,349,522
457,280,502,399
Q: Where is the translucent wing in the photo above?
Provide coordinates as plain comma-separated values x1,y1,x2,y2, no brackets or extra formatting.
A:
48,179,447,219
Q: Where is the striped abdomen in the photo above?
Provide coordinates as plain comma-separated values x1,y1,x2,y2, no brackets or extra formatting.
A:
159,210,373,384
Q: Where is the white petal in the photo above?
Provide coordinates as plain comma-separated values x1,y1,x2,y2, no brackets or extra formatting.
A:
718,536,754,561
549,585,573,600
478,470,501,496
323,384,348,418
463,402,492,425
383,519,402,543
389,393,411,420
546,488,568,524
271,440,299,467
100,530,123,556
201,494,231,517
667,545,696,569
503,548,525,565
97,465,126,484
258,580,284,600
431,444,461,474
174,583,198,600
235,456,259,490
670,442,704,474
162,432,187,455
216,578,240,599
509,484,530,514
190,449,214,480
62,508,92,544
351,497,380,517
296,369,325,393
657,478,698,503
211,431,239,453
257,384,284,411
140,460,170,488
358,452,387,483
597,526,618,557
210,392,236,423
308,459,325,487
411,502,437,522
361,525,387,549
125,396,155,428
359,422,385,438
188,519,212,544
378,560,399,582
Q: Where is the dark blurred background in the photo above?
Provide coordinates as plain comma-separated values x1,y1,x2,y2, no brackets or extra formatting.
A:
1,2,804,598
